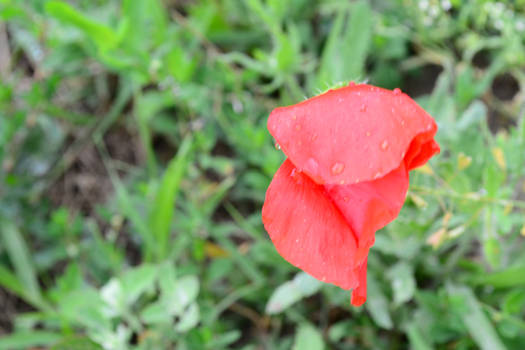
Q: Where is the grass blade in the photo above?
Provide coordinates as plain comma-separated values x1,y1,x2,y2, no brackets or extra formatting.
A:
293,323,325,350
406,322,434,350
149,136,193,260
45,1,118,50
316,0,372,90
0,221,42,305
447,283,506,350
0,264,24,297
0,331,60,350
470,265,525,288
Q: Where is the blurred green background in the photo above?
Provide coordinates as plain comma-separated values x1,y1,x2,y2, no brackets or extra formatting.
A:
1,0,525,349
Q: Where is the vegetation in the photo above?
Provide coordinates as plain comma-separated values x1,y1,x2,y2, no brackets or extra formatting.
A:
1,0,525,349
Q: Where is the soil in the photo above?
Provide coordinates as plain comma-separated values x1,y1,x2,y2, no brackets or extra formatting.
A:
47,124,143,216
403,64,444,98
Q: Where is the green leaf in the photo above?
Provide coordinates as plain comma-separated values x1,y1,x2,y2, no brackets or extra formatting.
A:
293,271,323,296
446,283,506,350
158,262,177,295
50,336,103,350
141,300,171,324
275,24,301,72
112,177,153,257
266,272,322,314
142,269,199,325
165,47,198,83
470,265,525,288
483,236,502,269
135,90,176,174
245,0,280,33
373,235,421,260
316,0,372,90
175,302,200,332
457,100,486,131
0,221,42,306
62,288,110,330
149,136,193,260
387,261,416,306
502,290,525,315
45,1,119,50
424,70,452,118
483,163,505,198
327,320,353,343
121,264,158,304
206,330,242,349
170,275,200,314
50,263,83,303
366,274,393,329
121,0,167,50
0,264,24,298
406,322,434,350
292,323,324,350
0,331,60,350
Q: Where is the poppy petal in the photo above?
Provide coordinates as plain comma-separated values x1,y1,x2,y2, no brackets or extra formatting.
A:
325,162,409,264
404,130,441,171
268,84,437,185
406,139,440,171
262,159,359,289
351,257,368,307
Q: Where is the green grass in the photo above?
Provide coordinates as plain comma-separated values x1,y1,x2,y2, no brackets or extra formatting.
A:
1,0,525,349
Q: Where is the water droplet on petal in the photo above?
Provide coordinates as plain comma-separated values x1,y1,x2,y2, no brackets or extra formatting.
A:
391,107,395,114
381,140,389,150
331,162,345,175
374,172,382,179
393,88,401,95
401,120,405,126
296,238,300,243
304,157,319,174
360,104,367,112
275,143,281,150
291,168,303,182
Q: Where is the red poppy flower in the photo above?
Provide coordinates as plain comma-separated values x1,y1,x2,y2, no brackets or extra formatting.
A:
262,83,439,306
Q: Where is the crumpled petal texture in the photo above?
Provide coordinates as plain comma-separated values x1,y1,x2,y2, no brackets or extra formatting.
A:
262,84,440,306
268,84,438,185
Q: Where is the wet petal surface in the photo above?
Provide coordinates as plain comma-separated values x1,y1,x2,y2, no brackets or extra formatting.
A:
262,159,360,289
263,84,440,306
268,84,438,185
324,162,409,264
